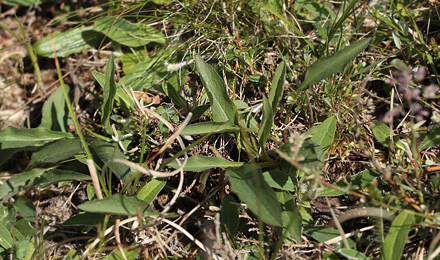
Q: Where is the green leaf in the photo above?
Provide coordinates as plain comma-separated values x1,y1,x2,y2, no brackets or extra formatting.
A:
40,87,70,132
189,105,211,123
277,191,302,242
34,27,101,58
94,17,166,47
371,121,404,150
304,225,355,248
89,141,132,184
33,169,92,188
163,83,188,108
383,210,415,260
93,71,134,110
226,165,282,226
419,125,440,151
195,55,237,123
3,0,51,6
0,222,13,250
14,239,30,260
137,178,166,204
168,155,243,172
311,116,337,153
269,60,286,116
23,237,36,260
298,38,370,92
262,170,297,192
60,249,80,260
0,168,47,203
221,194,239,237
12,197,36,222
336,248,369,260
318,169,378,197
28,139,83,168
0,127,75,149
102,248,139,260
181,121,240,135
14,219,35,238
63,212,111,226
102,55,117,135
78,194,159,216
258,95,273,147
279,139,325,171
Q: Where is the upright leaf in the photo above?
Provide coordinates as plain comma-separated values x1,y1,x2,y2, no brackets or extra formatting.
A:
40,87,70,132
226,165,282,226
277,191,302,242
195,55,237,123
221,194,239,237
102,55,117,135
258,95,273,147
269,60,286,116
311,116,337,154
383,210,414,260
298,38,370,92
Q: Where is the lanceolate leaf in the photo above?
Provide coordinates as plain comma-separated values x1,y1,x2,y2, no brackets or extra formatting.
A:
419,125,440,151
94,17,166,47
0,127,75,149
195,55,237,123
78,194,159,216
34,27,101,58
298,38,370,92
258,95,273,147
168,155,243,172
101,55,117,135
28,139,83,169
269,60,286,116
371,121,404,150
226,165,282,226
181,121,240,135
383,210,415,260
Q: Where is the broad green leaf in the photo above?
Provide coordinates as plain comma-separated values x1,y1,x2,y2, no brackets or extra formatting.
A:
226,165,282,226
277,191,302,242
14,219,34,238
195,55,237,123
221,194,239,237
304,225,355,248
23,237,36,260
102,248,139,260
0,147,37,166
371,121,405,150
298,38,370,92
311,116,336,154
258,95,273,147
168,155,243,172
94,17,166,47
0,168,47,203
14,239,30,260
336,248,368,260
190,105,211,123
318,169,378,197
28,139,83,168
419,125,440,151
137,178,166,204
263,171,297,192
40,87,70,132
0,205,16,230
0,127,74,149
89,141,132,184
279,139,325,171
383,210,414,260
12,197,35,222
78,194,159,216
268,60,286,116
60,249,80,260
63,212,111,226
33,169,92,188
181,121,240,135
34,27,101,58
101,55,117,135
0,222,13,250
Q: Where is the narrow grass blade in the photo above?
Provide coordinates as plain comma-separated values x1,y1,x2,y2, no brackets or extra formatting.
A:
298,38,371,92
195,55,237,124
